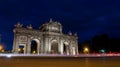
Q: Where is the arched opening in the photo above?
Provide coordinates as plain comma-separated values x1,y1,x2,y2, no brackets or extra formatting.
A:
63,42,69,55
51,40,58,54
18,44,25,54
30,39,40,54
63,43,66,53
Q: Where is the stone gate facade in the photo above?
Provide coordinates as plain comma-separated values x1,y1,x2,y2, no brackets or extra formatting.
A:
12,19,78,55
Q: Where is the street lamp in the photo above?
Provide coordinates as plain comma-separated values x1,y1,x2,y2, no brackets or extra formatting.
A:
83,47,89,54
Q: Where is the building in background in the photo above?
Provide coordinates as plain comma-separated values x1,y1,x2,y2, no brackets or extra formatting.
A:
12,19,78,55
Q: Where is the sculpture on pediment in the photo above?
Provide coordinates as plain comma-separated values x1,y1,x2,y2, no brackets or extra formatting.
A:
14,22,23,28
27,24,33,29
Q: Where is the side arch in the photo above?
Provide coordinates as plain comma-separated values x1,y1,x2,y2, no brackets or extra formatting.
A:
63,40,70,55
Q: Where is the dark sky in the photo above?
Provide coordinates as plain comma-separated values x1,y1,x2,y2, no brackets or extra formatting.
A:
0,0,120,50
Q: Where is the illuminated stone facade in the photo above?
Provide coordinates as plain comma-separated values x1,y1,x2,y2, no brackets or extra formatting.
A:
12,19,78,55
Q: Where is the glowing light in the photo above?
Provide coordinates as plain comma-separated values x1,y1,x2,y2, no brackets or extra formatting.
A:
83,47,89,54
18,48,21,52
1,50,4,52
33,51,36,54
100,49,105,53
85,48,88,51
0,45,3,50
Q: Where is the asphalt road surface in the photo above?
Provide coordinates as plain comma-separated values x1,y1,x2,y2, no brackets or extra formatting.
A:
0,56,120,67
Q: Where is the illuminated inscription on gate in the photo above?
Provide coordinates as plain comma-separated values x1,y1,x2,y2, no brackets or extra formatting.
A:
19,36,27,43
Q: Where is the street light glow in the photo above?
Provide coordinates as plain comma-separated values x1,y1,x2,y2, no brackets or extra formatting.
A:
0,45,3,50
83,47,89,54
85,48,88,51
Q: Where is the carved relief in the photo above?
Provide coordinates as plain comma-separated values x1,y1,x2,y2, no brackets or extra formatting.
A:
19,36,27,43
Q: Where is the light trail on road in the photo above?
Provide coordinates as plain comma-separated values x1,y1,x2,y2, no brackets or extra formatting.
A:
0,53,120,58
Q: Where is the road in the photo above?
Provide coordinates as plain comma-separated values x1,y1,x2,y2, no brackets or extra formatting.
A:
0,54,120,67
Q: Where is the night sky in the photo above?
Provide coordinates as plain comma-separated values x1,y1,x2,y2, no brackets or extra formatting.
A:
0,0,120,50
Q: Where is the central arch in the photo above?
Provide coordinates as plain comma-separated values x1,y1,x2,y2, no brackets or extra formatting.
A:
30,39,40,54
51,39,58,54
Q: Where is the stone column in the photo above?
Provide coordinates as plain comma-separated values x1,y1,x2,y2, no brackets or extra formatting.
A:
14,35,19,54
44,37,49,54
59,39,63,54
75,40,79,55
24,44,27,54
48,38,51,52
40,37,44,54
66,46,70,55
37,39,40,54
26,38,31,54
